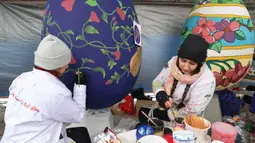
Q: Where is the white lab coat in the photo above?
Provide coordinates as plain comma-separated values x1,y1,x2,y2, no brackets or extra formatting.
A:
1,68,86,143
152,56,216,118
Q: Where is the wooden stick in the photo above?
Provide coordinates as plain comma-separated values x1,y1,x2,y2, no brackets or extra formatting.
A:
77,69,80,87
171,108,176,119
141,111,159,127
187,104,193,126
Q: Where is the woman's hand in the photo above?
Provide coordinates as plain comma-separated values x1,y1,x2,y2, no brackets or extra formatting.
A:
156,91,172,109
75,72,88,85
164,97,172,109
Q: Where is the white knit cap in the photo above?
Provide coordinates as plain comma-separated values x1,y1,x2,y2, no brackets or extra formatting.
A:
34,34,72,70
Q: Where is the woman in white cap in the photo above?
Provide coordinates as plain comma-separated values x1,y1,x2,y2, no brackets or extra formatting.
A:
1,34,88,143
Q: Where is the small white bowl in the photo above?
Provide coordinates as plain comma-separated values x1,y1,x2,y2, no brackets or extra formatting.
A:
137,135,168,143
212,141,224,143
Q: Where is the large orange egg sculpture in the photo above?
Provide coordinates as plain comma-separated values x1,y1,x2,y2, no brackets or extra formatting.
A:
181,0,254,90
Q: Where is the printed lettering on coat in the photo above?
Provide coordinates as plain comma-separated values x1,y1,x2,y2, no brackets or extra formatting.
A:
10,92,40,113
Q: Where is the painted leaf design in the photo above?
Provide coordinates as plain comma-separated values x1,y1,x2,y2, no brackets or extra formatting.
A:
120,33,124,40
64,30,74,35
85,0,98,6
111,72,120,84
47,16,52,25
230,0,242,3
182,31,192,39
124,41,129,46
181,26,188,35
108,59,117,70
210,41,222,53
113,26,120,32
230,17,243,24
76,35,85,41
46,27,49,36
126,26,131,32
100,49,108,55
82,58,89,64
118,0,123,7
128,15,133,20
247,19,253,28
88,59,95,63
210,0,219,3
91,67,106,78
206,62,212,70
85,25,99,34
235,30,246,40
102,13,108,23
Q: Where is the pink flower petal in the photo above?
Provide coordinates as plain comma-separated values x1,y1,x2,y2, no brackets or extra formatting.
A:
229,21,240,31
204,36,215,44
201,27,210,37
61,0,75,12
197,17,207,26
90,11,100,23
208,26,216,32
192,26,202,35
206,20,215,27
213,31,224,41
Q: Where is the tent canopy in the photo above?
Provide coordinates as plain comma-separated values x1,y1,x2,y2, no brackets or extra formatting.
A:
0,0,255,96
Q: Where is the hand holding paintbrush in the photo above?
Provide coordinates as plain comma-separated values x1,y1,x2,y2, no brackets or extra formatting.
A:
74,70,88,86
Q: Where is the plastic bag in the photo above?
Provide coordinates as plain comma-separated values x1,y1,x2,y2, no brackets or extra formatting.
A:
216,89,245,116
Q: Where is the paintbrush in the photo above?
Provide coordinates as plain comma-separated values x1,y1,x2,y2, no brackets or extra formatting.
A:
77,69,80,87
171,108,176,119
187,104,193,126
147,104,154,122
141,111,159,127
77,69,82,87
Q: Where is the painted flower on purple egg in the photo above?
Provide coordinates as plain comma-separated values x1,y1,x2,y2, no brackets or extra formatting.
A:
61,0,75,12
113,50,121,60
90,11,100,23
213,19,240,43
116,7,126,21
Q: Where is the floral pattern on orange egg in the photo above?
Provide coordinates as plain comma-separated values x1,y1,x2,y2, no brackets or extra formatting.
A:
181,0,254,90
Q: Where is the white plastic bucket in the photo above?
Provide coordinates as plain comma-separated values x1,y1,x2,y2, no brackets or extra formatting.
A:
184,117,211,143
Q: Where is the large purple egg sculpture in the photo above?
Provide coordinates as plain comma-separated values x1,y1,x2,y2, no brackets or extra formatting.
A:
41,0,142,109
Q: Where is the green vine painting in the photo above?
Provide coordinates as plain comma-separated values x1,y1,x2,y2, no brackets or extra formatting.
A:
41,0,139,85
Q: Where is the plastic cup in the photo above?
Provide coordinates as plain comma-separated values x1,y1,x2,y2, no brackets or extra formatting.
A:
148,118,164,137
173,117,185,129
136,125,154,141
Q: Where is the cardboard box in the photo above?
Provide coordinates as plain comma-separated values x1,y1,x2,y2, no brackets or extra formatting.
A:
135,100,158,117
